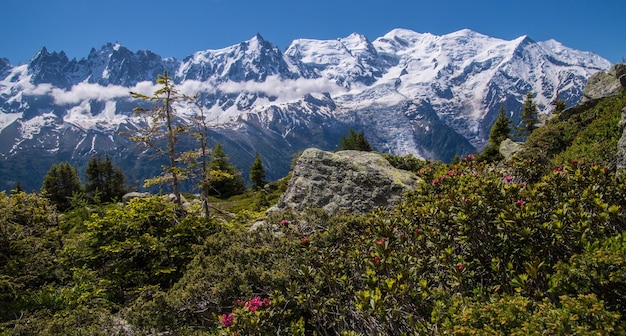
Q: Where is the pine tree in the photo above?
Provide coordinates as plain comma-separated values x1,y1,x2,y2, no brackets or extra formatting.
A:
41,162,82,211
338,129,373,151
85,154,127,203
249,153,267,190
207,143,245,198
519,92,538,139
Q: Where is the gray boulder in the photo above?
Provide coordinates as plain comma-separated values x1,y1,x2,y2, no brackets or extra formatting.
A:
581,63,626,102
267,148,421,215
122,192,152,203
499,139,523,160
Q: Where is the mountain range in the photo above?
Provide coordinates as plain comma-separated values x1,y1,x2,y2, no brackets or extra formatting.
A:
0,28,611,192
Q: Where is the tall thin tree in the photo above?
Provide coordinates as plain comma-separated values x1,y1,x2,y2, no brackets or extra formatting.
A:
129,71,188,209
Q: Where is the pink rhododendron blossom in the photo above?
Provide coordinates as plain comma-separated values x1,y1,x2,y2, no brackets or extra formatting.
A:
221,313,234,327
280,219,289,226
375,237,386,246
504,176,512,182
516,199,525,206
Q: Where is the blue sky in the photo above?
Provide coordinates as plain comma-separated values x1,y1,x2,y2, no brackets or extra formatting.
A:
2,0,625,65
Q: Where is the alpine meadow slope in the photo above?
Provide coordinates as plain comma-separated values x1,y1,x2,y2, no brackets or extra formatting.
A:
0,29,610,191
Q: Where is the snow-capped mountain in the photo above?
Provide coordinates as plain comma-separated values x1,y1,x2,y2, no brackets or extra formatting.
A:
0,29,611,191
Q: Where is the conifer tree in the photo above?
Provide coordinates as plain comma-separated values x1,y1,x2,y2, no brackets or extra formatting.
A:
129,71,189,209
249,153,267,190
85,154,127,203
519,92,538,139
490,106,512,146
41,162,82,211
552,98,567,115
480,106,511,162
338,129,373,151
207,143,245,198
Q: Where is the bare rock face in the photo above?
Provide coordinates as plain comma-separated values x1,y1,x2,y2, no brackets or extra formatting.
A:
267,148,421,215
582,63,626,102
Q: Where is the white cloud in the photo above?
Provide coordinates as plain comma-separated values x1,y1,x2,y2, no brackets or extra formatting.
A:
217,76,344,101
20,75,346,107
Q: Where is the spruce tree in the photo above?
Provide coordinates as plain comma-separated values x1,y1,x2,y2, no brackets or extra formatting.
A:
41,162,82,211
207,143,245,198
85,154,127,203
480,106,511,162
489,106,512,145
519,92,538,139
338,129,373,151
249,153,267,190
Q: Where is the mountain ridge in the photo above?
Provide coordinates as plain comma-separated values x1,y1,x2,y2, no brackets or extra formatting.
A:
0,28,612,192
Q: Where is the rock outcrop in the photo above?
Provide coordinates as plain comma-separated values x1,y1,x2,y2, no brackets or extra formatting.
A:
499,139,523,160
267,148,421,215
581,63,626,102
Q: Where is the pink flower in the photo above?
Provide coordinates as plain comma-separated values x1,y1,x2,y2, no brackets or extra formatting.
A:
457,263,464,271
372,256,381,263
467,154,475,160
432,178,440,186
519,183,526,188
504,175,512,182
448,170,456,177
300,237,309,244
221,313,234,327
280,219,289,226
516,199,525,206
415,228,422,234
375,237,386,246
263,298,271,307
245,296,262,312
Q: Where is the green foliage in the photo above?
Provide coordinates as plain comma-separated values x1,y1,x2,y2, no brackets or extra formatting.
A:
480,105,511,162
551,232,626,312
207,143,245,198
62,196,215,303
0,192,62,322
515,90,626,179
41,161,82,211
518,92,538,139
249,152,267,190
85,154,127,203
441,293,623,335
337,128,373,151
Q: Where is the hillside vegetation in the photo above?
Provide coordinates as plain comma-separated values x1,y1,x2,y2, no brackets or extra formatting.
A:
1,90,626,335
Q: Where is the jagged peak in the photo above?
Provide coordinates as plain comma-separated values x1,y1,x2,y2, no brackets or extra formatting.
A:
252,33,266,42
29,46,69,64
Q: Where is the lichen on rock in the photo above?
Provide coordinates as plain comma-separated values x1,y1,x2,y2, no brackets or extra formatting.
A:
267,148,421,216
